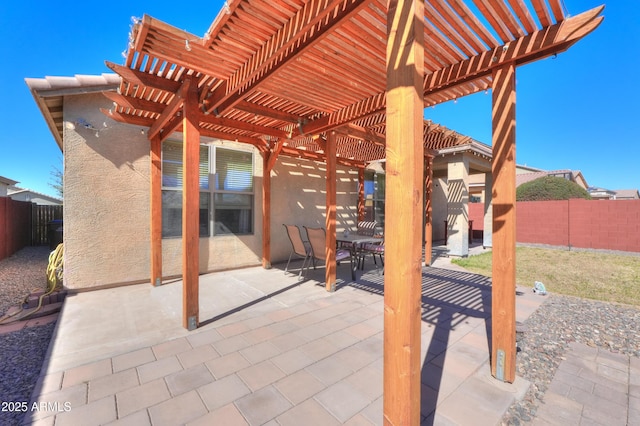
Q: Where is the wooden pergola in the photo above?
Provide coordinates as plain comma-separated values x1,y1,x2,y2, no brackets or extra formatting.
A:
104,1,603,422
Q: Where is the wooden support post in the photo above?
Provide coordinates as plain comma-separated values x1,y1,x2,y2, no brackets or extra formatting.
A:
384,0,424,424
262,150,272,269
491,63,517,382
357,168,365,222
325,131,337,292
150,134,162,286
182,79,199,331
424,155,433,266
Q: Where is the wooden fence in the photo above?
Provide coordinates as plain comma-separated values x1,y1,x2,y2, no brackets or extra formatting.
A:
0,199,64,261
0,197,33,261
32,204,63,246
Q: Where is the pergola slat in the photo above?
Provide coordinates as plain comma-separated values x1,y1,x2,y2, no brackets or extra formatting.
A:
531,0,552,27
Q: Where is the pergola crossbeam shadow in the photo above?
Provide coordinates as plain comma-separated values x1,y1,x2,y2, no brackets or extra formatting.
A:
103,0,603,422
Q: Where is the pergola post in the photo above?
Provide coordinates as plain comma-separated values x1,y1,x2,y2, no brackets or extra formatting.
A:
325,131,337,292
491,63,517,382
424,155,434,266
150,134,162,286
261,150,272,269
182,80,199,331
357,168,365,222
384,0,424,424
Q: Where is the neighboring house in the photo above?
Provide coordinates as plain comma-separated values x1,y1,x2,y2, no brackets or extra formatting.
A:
471,167,590,205
0,176,18,197
515,169,588,190
8,186,62,205
614,189,640,200
589,187,640,200
27,74,495,289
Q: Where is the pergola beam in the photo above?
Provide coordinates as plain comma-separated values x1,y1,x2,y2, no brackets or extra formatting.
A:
198,113,290,139
334,124,386,146
234,100,303,123
103,92,165,115
105,61,182,93
148,79,191,141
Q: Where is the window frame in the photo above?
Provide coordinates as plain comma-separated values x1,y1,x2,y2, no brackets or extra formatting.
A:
160,140,255,238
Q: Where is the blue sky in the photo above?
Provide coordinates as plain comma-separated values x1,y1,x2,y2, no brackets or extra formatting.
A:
1,1,637,198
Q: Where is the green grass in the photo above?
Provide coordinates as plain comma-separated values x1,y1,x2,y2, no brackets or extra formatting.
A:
451,247,640,307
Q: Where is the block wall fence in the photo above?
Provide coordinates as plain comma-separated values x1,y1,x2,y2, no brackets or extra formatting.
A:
469,199,640,253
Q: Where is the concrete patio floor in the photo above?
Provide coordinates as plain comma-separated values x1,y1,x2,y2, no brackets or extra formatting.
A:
24,246,546,425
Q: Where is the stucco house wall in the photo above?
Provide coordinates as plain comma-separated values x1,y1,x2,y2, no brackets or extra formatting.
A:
64,93,152,289
269,157,358,263
62,93,358,290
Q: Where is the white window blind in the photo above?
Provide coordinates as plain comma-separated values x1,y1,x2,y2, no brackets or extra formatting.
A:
162,141,209,189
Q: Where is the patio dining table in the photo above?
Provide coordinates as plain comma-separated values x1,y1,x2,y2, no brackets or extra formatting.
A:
336,233,382,280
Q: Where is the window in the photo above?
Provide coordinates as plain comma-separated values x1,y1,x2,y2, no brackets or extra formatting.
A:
213,148,253,235
364,170,385,228
161,141,254,237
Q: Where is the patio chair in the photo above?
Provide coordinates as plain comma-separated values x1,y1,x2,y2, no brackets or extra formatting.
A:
283,224,312,280
357,220,378,236
359,240,384,273
303,226,354,280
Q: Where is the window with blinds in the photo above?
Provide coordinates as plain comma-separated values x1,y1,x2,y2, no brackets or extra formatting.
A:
161,141,209,189
364,170,385,229
161,141,254,237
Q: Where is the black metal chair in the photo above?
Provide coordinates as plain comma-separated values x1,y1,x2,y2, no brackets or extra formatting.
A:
359,240,384,274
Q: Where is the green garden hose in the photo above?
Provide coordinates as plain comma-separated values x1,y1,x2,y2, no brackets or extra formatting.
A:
0,244,63,325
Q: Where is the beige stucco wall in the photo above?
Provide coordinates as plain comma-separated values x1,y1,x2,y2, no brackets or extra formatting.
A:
62,94,358,289
269,157,359,263
63,93,151,289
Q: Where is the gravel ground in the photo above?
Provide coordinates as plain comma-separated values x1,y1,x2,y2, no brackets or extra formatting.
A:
0,323,56,426
0,247,55,426
502,294,640,425
0,247,50,317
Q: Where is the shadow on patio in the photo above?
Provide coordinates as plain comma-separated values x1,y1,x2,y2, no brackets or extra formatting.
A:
27,253,539,425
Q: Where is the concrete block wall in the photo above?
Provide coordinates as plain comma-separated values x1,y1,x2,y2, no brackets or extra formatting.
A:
516,199,640,253
516,201,569,247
